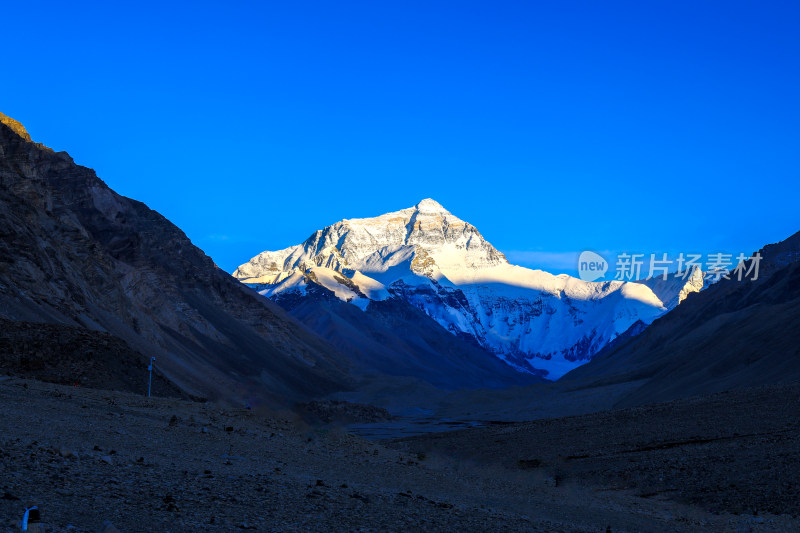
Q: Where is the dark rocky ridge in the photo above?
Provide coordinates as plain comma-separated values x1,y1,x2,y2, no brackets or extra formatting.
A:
0,113,352,404
560,229,800,407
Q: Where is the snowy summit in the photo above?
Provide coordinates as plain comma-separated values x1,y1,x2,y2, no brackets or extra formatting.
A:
234,199,702,379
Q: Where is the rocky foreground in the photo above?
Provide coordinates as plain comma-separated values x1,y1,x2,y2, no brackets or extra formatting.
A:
1,377,798,532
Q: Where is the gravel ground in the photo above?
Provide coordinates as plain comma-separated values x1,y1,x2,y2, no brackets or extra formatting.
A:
1,377,796,532
394,382,800,530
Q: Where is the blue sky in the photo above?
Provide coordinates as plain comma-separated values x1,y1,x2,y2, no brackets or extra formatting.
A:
3,1,799,275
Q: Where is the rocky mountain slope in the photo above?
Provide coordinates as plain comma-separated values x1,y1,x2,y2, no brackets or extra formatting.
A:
236,199,702,379
0,317,180,397
559,229,800,407
0,112,351,404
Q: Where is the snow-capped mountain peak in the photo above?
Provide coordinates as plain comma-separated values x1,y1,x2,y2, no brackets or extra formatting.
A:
234,199,508,284
234,200,697,380
414,197,450,214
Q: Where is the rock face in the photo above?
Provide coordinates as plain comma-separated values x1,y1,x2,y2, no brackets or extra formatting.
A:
0,113,351,404
0,112,32,142
235,201,701,379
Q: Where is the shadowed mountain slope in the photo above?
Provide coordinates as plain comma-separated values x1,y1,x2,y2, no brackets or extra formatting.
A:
273,282,540,390
561,230,800,407
0,114,352,404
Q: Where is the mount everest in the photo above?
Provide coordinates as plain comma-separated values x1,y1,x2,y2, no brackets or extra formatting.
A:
235,199,703,379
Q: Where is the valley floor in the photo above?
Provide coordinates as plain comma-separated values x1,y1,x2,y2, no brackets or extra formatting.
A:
0,377,797,532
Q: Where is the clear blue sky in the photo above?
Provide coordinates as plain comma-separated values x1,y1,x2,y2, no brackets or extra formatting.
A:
3,1,799,275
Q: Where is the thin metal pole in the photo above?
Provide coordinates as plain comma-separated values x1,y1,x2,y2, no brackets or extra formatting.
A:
148,357,155,397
